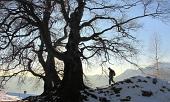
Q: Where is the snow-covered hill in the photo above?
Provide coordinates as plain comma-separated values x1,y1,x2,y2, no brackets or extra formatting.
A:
85,62,170,88
82,76,170,102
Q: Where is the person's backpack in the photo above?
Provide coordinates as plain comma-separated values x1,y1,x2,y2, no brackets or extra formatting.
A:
112,70,115,76
109,68,116,76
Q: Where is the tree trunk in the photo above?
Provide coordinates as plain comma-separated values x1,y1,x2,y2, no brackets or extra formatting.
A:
42,52,61,95
61,52,84,102
39,20,62,95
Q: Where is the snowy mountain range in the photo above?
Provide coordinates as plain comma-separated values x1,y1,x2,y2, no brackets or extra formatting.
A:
116,62,170,81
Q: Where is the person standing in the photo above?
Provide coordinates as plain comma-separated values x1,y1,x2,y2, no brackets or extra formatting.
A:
108,67,116,85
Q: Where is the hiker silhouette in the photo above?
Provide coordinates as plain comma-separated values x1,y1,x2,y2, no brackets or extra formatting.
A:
108,67,115,85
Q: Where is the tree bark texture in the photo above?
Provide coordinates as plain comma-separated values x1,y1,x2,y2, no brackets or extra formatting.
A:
60,54,84,102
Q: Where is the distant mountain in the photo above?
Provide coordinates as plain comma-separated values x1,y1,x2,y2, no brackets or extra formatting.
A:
1,76,43,95
2,62,170,94
114,69,143,81
84,75,108,88
116,62,170,81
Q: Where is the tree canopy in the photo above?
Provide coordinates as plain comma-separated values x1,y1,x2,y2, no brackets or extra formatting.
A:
0,0,169,102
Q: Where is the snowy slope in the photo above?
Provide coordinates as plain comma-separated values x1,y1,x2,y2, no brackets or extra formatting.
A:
81,76,170,102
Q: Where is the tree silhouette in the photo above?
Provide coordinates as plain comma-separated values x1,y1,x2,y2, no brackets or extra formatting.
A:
0,0,169,102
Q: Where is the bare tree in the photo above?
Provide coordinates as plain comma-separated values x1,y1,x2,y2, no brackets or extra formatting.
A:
0,0,169,102
149,33,161,78
154,33,160,77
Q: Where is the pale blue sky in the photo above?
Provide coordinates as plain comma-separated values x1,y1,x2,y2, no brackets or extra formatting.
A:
135,17,170,66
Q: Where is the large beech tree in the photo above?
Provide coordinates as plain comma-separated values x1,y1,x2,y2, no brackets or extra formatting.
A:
0,0,169,102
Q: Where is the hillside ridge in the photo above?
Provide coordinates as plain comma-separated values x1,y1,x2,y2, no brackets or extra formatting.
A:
82,76,170,102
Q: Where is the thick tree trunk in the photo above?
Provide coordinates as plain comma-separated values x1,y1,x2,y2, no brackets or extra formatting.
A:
61,53,84,102
42,53,61,95
42,72,60,95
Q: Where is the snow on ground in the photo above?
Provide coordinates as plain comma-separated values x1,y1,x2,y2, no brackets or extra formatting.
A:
7,92,36,99
0,89,21,101
81,76,170,102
